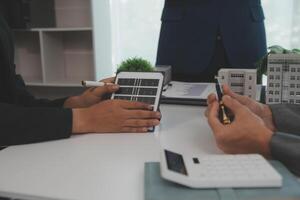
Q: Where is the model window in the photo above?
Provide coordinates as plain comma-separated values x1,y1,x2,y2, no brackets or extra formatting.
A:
275,98,280,102
297,84,300,88
283,66,289,72
290,99,295,104
291,76,296,80
297,76,300,80
269,98,273,102
269,90,273,95
269,83,274,87
275,75,280,80
269,75,274,80
296,92,300,96
275,83,280,88
298,68,300,72
291,68,296,72
296,100,300,104
269,67,274,72
276,67,281,72
275,91,280,95
290,91,295,95
291,84,295,88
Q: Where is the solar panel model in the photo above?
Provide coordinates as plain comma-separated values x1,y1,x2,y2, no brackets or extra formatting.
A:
111,72,164,131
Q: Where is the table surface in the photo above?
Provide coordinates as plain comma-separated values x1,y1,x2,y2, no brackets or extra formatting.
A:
0,104,221,200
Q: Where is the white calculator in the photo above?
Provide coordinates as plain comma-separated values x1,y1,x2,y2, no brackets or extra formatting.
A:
160,149,282,188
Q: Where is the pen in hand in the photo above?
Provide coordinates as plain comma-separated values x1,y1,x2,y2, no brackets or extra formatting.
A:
81,80,114,87
215,77,231,125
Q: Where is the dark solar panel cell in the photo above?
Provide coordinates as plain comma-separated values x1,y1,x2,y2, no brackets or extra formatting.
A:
115,87,134,95
137,97,156,104
138,88,158,96
114,96,131,100
140,79,159,86
117,78,136,86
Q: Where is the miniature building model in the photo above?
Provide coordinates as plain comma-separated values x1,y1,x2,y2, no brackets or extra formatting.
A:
218,68,257,100
266,54,300,104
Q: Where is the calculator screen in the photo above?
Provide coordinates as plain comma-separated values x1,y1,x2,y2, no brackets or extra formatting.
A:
165,150,188,176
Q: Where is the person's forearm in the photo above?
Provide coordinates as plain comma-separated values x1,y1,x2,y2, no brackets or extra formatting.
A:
0,103,72,146
270,104,300,136
271,132,300,176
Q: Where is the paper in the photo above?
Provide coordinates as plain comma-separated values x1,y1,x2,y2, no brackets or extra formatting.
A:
162,81,215,99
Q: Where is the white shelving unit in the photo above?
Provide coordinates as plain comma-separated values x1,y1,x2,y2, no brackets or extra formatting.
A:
14,0,100,87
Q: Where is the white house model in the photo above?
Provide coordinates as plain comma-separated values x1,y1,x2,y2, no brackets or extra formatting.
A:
266,54,300,104
218,68,257,100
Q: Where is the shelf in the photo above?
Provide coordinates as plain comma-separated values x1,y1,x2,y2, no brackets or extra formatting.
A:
55,0,92,28
26,82,82,87
14,27,93,32
41,31,94,84
14,31,43,83
12,0,97,91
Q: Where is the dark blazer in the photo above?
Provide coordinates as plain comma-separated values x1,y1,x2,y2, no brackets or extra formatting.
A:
0,15,72,146
270,104,300,176
156,0,267,79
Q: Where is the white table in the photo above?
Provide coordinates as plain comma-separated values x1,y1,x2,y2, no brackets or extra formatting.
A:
0,105,221,200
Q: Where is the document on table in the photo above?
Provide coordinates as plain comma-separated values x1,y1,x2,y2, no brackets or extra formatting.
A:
162,81,215,100
161,81,262,105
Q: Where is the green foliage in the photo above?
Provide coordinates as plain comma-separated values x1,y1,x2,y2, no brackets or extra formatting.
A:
256,45,300,83
117,57,154,73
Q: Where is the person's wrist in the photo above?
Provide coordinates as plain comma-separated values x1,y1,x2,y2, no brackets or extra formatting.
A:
262,105,276,132
72,108,90,134
258,127,273,158
64,96,83,108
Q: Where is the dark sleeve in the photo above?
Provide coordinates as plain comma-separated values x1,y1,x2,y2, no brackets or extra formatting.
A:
270,132,300,176
269,104,300,136
14,74,68,108
0,102,72,146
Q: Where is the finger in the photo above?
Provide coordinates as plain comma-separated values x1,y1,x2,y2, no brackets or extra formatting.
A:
101,77,116,83
124,119,160,127
119,100,153,110
223,85,250,105
205,103,213,117
121,127,148,133
222,95,244,114
207,93,217,105
127,110,161,119
89,84,119,97
207,101,224,134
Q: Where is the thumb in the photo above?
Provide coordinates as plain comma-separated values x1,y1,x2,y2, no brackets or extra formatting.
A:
222,95,244,115
90,84,120,97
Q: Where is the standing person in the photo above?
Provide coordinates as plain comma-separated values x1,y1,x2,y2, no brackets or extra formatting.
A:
156,0,267,82
0,14,161,146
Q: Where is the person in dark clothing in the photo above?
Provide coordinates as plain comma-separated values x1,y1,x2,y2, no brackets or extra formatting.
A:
0,15,161,147
156,0,267,82
206,85,300,176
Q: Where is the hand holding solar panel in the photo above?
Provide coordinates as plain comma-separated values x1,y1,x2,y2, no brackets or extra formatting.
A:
111,72,164,131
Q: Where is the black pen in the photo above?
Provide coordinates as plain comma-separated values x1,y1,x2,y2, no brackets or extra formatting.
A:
215,77,231,125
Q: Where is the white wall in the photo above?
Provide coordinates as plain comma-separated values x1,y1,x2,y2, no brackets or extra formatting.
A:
91,0,114,80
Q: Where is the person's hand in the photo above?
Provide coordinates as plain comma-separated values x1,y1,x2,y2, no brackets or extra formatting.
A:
64,77,118,108
72,100,161,133
207,84,276,132
206,95,274,158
